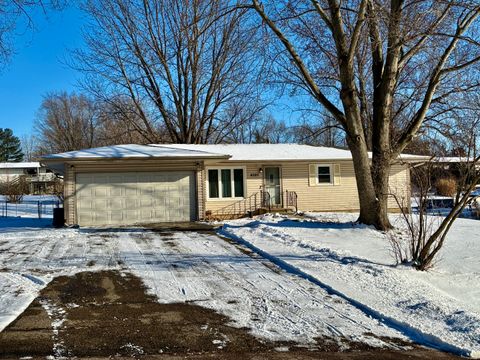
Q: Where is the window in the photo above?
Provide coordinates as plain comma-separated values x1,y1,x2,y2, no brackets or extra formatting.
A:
234,169,244,197
317,165,332,184
221,169,231,197
208,170,219,198
208,168,245,199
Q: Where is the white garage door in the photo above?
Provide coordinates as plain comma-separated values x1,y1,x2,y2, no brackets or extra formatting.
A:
76,171,195,226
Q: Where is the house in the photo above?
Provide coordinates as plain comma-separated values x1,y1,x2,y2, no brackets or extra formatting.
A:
0,162,57,194
40,144,423,227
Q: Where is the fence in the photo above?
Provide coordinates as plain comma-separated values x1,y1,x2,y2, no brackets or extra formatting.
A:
0,199,62,219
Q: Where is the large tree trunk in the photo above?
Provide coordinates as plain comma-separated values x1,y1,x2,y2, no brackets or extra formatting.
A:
371,159,393,230
346,133,391,230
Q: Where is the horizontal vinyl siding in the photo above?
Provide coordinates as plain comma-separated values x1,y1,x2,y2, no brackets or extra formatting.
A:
63,158,411,223
204,160,411,213
284,162,410,212
387,164,411,210
197,168,205,219
64,166,76,225
282,161,358,211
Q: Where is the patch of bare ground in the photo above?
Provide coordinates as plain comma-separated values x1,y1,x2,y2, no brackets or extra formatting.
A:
0,271,462,359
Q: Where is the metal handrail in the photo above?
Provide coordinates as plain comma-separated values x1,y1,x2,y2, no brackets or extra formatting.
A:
285,190,298,212
208,190,297,219
209,191,266,218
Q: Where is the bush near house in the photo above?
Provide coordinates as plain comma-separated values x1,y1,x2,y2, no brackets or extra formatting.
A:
435,177,457,197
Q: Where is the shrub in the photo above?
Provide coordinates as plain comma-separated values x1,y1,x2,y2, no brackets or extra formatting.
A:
2,176,29,203
435,177,457,197
52,177,64,202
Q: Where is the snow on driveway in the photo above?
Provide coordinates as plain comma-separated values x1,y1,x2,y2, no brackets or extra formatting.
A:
220,213,480,358
0,217,404,350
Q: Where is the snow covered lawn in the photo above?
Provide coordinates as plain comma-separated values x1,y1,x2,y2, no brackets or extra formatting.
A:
0,195,59,218
220,213,480,358
0,217,408,352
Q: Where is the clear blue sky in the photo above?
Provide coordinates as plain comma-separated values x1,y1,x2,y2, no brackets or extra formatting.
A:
0,4,85,138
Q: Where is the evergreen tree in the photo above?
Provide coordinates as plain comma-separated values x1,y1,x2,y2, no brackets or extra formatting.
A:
0,128,24,162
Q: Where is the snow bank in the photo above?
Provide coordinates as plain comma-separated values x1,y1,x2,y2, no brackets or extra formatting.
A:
220,213,480,358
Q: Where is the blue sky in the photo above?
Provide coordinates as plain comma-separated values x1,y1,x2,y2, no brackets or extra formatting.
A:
0,4,302,141
0,4,85,138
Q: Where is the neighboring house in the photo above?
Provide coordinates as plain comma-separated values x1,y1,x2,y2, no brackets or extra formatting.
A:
40,144,424,227
0,162,57,194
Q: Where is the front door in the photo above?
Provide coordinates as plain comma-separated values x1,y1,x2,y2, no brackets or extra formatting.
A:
264,167,281,206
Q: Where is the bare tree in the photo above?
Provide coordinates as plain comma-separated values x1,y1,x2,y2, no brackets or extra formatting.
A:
34,92,99,154
223,111,293,144
0,1,65,66
252,116,292,144
244,0,480,230
21,134,38,161
292,111,346,147
390,115,479,270
1,176,29,203
95,97,166,145
392,155,479,270
75,0,265,144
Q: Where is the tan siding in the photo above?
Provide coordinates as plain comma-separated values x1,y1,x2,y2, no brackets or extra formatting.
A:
196,168,206,219
204,160,411,213
387,163,411,211
64,165,76,225
282,161,360,211
63,158,412,223
72,161,199,173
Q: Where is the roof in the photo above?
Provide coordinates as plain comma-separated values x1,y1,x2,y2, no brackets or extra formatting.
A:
151,143,353,161
152,144,428,162
433,156,477,163
0,162,41,169
40,144,229,161
40,143,428,162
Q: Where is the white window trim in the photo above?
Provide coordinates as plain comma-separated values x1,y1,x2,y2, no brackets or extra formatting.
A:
206,166,246,200
316,164,334,185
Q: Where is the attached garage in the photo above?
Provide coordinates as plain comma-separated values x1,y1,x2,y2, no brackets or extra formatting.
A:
75,171,196,226
41,143,422,227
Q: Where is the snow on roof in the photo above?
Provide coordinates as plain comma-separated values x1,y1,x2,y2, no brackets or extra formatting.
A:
41,144,228,160
152,144,427,162
151,143,351,161
433,156,478,163
0,162,41,169
41,143,428,162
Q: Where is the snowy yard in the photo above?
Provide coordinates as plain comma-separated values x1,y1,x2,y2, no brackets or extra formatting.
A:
220,213,480,358
0,195,60,218
0,216,406,354
0,213,478,357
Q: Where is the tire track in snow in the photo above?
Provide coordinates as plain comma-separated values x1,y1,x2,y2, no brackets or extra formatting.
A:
179,232,369,342
123,231,189,301
208,232,371,337
160,232,306,337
